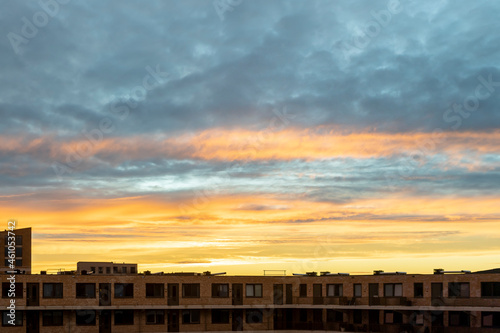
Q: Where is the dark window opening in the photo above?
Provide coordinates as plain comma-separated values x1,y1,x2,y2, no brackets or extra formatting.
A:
182,310,200,324
114,283,134,298
182,284,200,298
2,282,22,298
385,311,403,324
43,283,63,298
2,310,23,326
76,283,96,298
414,283,424,298
42,310,63,326
246,309,263,324
482,282,500,297
353,310,362,324
448,282,470,298
449,311,470,327
115,310,134,325
327,310,343,323
212,284,229,298
146,283,164,298
212,309,230,324
299,284,307,297
482,312,500,327
76,310,96,326
146,310,165,325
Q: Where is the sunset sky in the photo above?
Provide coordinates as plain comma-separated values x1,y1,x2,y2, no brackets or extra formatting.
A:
1,0,500,275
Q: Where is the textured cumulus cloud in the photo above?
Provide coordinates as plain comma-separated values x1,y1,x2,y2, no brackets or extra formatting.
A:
1,0,500,137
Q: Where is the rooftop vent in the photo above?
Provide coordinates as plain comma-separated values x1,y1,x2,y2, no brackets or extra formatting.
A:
434,269,471,274
374,270,406,275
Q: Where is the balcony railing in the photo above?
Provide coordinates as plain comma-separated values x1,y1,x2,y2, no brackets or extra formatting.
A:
369,296,411,306
6,295,499,309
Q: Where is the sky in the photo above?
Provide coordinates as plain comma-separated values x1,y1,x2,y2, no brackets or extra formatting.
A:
1,0,500,275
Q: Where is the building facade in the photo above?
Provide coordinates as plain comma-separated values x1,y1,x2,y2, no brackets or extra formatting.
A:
77,262,138,276
1,227,32,275
1,270,500,332
1,228,499,332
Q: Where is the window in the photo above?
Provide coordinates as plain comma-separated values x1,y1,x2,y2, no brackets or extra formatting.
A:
384,283,403,297
414,283,424,298
122,267,127,274
76,310,96,325
313,284,322,297
98,267,103,274
43,283,63,298
385,311,403,324
182,284,200,298
114,283,134,298
42,311,63,326
15,259,22,266
369,310,380,324
146,283,164,298
313,309,322,323
449,311,470,327
2,310,23,326
246,309,263,323
299,309,307,322
146,310,165,325
327,309,343,323
327,284,343,297
106,267,110,274
448,282,470,298
115,310,134,325
482,312,500,328
246,284,262,298
299,284,307,297
482,282,500,297
182,310,200,324
212,284,229,298
15,235,22,246
354,284,362,297
2,282,22,298
90,266,95,273
113,266,118,274
15,247,22,257
353,310,362,324
76,283,96,298
131,266,136,274
414,313,424,325
212,309,230,324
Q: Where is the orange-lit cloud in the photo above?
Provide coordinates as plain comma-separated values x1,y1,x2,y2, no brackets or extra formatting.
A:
1,128,500,165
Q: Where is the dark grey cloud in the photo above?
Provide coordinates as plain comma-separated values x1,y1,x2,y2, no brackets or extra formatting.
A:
1,0,500,137
1,0,499,205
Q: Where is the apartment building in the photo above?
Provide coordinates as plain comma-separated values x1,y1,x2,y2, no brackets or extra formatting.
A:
77,262,138,275
1,227,32,275
1,228,499,332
